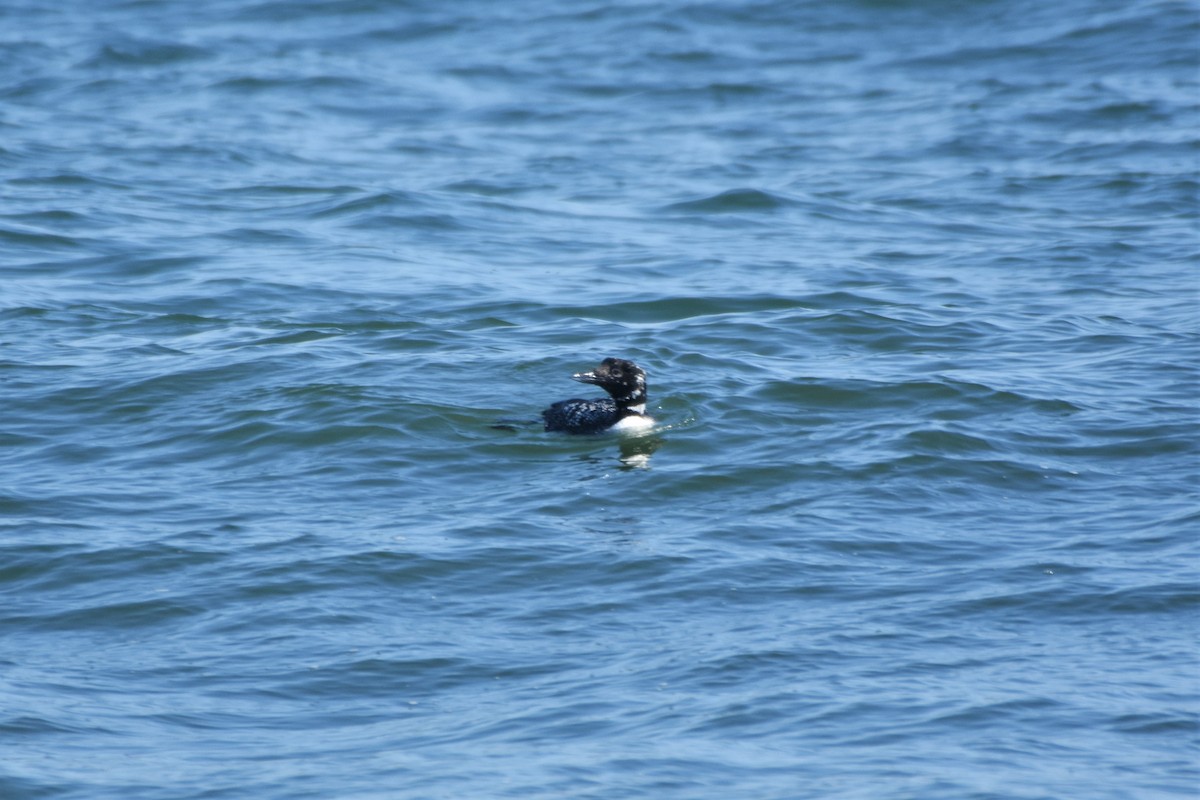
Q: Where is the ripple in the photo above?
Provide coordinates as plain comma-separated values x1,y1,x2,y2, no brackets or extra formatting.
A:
80,39,211,68
662,188,798,213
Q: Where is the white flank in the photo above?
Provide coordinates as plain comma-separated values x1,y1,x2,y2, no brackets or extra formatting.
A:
611,414,655,433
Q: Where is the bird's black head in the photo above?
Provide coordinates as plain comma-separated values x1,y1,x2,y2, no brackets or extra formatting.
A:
572,357,647,406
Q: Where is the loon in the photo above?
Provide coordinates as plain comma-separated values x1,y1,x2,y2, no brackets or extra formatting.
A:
542,358,655,434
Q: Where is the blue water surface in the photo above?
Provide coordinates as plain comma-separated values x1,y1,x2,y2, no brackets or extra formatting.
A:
2,0,1198,798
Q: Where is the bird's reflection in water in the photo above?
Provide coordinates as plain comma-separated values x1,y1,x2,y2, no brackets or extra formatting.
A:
618,433,661,469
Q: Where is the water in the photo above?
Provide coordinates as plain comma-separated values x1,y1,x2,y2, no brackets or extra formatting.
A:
2,0,1198,797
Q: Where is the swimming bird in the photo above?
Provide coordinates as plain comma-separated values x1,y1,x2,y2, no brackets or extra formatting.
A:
542,358,654,434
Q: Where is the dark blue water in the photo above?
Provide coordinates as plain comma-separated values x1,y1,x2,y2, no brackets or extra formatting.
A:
2,1,1198,797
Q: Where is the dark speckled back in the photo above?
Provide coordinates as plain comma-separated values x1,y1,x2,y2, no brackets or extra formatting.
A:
542,397,620,434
